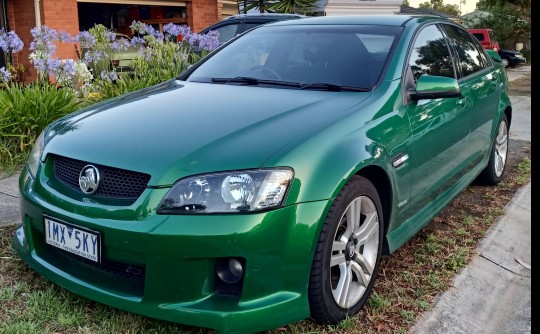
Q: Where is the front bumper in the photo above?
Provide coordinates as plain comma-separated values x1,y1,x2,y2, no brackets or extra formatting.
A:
509,57,527,67
14,166,330,333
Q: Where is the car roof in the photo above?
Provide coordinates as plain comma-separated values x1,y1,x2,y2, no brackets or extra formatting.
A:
264,14,445,27
223,13,307,20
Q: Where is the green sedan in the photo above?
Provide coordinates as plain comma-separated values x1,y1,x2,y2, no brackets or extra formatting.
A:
14,15,511,333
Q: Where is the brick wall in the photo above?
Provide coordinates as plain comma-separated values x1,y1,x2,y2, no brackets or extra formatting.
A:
7,0,79,82
41,0,79,60
187,0,219,33
7,0,36,81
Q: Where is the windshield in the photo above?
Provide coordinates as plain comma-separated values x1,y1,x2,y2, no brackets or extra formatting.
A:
187,25,401,90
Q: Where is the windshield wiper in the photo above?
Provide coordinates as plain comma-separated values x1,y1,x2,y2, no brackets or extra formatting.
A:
211,77,301,88
299,83,370,92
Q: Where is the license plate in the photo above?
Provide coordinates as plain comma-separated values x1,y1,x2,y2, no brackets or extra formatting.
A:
44,217,101,263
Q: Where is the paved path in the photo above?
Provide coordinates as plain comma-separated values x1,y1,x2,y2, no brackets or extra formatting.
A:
0,174,20,226
411,182,531,334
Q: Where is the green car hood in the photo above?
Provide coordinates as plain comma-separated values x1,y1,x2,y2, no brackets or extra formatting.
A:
44,80,370,186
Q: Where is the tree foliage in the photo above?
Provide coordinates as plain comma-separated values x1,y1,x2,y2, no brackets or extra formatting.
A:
418,0,460,16
466,4,530,50
238,0,317,14
476,0,530,16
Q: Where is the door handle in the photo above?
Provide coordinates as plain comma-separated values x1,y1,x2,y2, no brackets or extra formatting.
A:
456,98,466,107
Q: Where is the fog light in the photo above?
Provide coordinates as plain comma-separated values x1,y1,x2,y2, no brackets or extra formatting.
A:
15,225,28,249
216,258,244,284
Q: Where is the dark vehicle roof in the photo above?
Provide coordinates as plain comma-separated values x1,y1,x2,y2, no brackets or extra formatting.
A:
266,14,444,27
222,13,306,20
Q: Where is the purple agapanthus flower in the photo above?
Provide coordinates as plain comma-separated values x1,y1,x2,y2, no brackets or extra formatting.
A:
0,30,24,53
130,20,164,40
31,58,47,72
111,38,130,52
83,49,107,63
198,30,220,51
57,31,72,43
30,25,59,56
74,31,96,48
106,31,117,43
163,23,192,38
0,66,11,83
130,36,146,52
100,70,118,82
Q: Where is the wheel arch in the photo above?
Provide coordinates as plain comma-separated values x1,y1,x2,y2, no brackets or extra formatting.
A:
356,165,393,255
504,105,512,128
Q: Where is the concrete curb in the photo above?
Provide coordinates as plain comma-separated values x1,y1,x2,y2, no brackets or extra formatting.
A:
410,182,531,334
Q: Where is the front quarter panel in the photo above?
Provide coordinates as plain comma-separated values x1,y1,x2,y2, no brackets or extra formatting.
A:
266,79,414,239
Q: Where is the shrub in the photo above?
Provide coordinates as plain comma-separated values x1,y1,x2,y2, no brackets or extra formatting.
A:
0,82,81,153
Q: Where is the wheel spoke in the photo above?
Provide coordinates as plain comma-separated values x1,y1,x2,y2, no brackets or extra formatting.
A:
333,241,347,252
351,260,369,287
345,198,362,238
354,211,378,245
330,253,346,267
333,264,353,307
497,132,507,146
354,252,374,276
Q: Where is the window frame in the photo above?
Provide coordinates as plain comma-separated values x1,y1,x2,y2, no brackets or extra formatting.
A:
439,23,492,80
401,22,459,105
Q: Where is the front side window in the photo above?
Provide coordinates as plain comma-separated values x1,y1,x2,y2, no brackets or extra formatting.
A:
408,24,455,82
443,24,489,77
187,25,401,90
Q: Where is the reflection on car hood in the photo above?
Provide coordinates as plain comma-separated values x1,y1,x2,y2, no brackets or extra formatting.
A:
44,80,370,185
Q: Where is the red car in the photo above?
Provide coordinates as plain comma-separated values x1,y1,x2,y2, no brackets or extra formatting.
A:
467,28,500,52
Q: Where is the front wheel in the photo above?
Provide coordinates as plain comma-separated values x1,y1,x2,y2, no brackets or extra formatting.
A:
308,175,384,324
476,114,509,185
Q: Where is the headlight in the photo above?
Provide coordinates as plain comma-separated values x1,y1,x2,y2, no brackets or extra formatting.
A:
27,131,45,179
157,168,294,214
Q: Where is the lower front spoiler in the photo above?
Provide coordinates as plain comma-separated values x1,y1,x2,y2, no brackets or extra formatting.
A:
13,224,309,333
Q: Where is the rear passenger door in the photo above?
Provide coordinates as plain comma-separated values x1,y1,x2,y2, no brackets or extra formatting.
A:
441,24,501,162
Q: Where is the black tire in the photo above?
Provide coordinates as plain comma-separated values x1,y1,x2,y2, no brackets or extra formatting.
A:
476,114,509,185
308,175,384,324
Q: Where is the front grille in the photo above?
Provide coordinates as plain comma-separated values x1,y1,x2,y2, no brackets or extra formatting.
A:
53,155,151,201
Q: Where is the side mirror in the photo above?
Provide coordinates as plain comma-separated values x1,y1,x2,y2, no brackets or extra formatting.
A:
408,75,462,101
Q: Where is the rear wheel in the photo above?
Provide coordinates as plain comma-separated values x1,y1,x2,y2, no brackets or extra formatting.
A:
309,175,384,324
501,58,510,68
477,114,509,185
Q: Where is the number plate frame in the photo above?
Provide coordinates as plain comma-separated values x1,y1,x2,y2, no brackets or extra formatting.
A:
44,215,101,263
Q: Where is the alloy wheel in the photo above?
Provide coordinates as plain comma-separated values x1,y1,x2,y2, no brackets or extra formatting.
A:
329,196,379,308
494,119,508,177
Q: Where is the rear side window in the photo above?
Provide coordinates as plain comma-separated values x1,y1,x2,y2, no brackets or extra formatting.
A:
212,23,241,44
408,25,455,82
443,25,489,77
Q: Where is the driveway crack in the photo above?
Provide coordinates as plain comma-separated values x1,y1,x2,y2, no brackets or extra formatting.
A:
479,254,531,278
